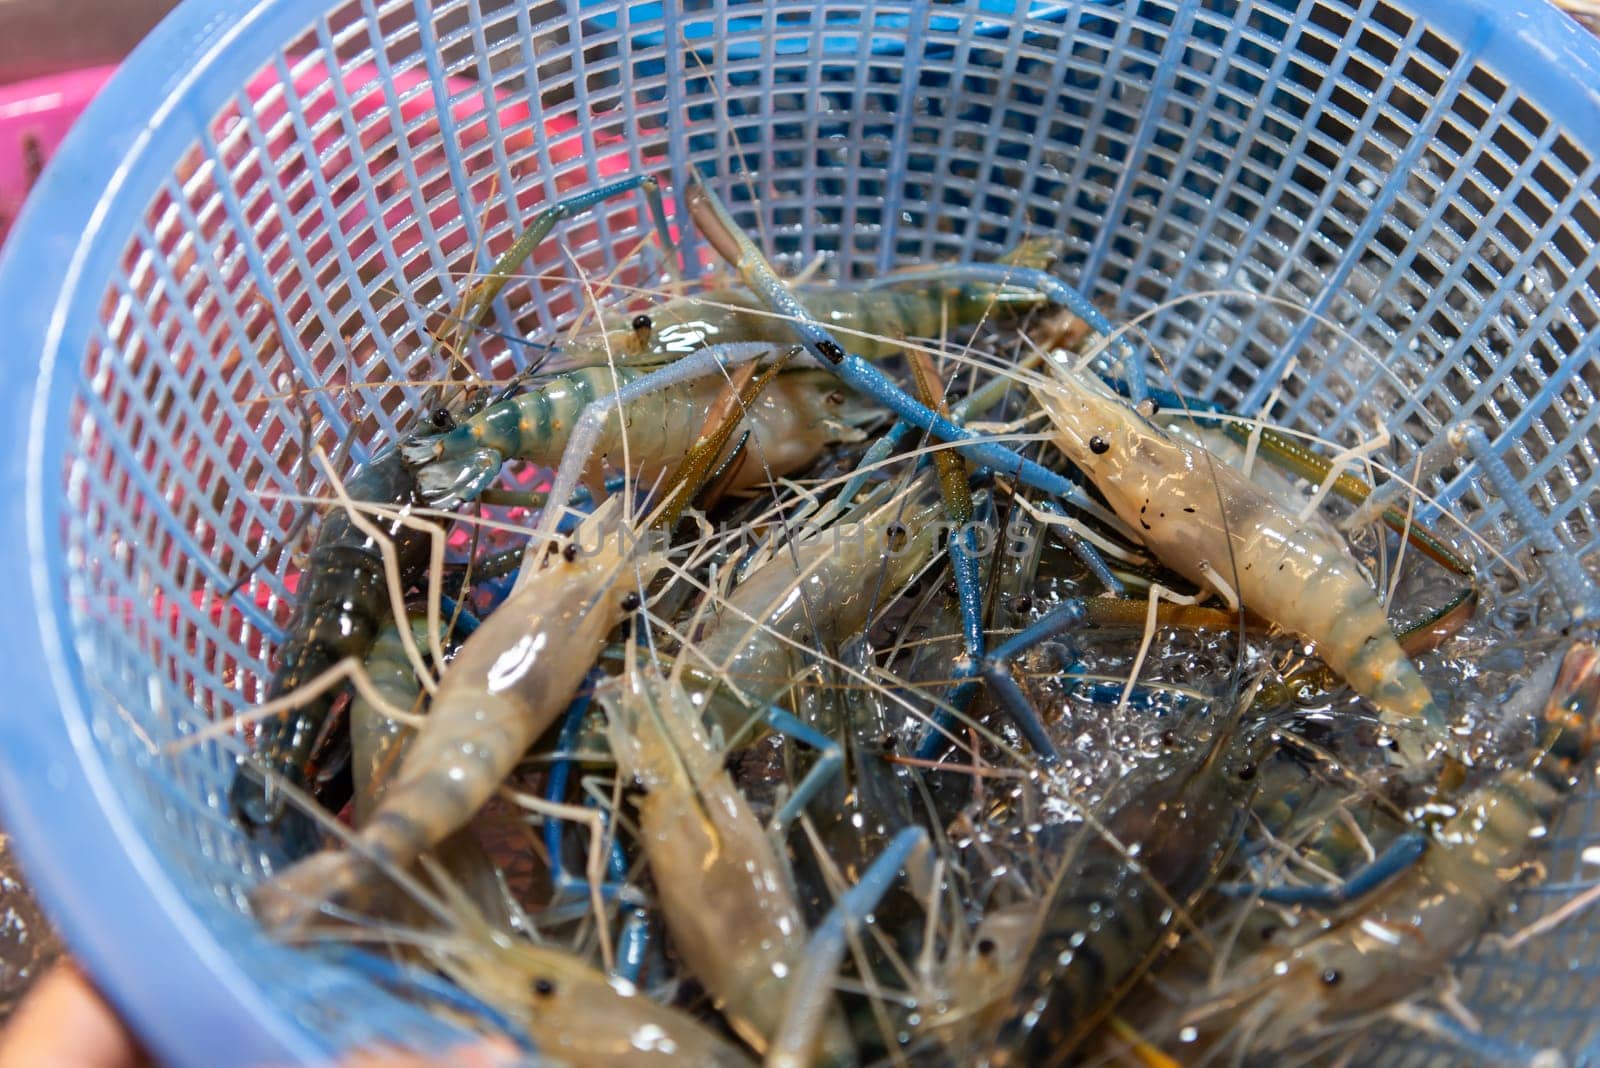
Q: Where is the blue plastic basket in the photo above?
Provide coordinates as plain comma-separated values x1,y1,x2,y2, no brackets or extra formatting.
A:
2,0,1600,1063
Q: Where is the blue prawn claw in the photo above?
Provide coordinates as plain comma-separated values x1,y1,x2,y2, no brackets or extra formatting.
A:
402,443,504,509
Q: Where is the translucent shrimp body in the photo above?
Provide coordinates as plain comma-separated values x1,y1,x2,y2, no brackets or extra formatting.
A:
1184,643,1600,1060
600,661,852,1060
348,615,432,827
991,712,1261,1065
920,904,1039,1051
252,501,655,930
424,906,753,1067
402,362,871,506
450,944,753,1067
562,263,1051,368
1036,368,1444,764
689,473,948,723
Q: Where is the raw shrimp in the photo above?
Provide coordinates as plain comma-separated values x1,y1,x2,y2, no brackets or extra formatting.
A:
400,359,874,507
230,446,432,833
342,612,520,933
989,701,1264,1065
686,470,950,726
349,614,434,827
427,935,753,1066
559,273,1050,367
404,871,753,1067
1173,641,1600,1061
919,901,1043,1053
1035,367,1446,766
251,498,657,931
599,653,852,1061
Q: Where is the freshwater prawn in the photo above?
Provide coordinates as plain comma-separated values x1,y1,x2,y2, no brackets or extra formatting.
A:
327,856,752,1067
400,355,875,508
1033,364,1448,767
226,244,558,833
599,647,853,1061
1164,641,1600,1063
229,444,436,834
683,468,952,722
251,496,661,931
249,335,795,929
988,693,1267,1066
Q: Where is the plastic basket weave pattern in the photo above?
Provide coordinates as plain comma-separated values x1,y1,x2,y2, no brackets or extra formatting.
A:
2,0,1599,1064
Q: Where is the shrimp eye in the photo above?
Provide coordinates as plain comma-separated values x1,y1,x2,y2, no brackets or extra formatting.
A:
816,339,846,364
976,937,998,957
562,542,581,563
631,313,653,332
1237,762,1257,782
621,591,641,611
881,733,898,752
533,978,558,997
1160,730,1178,747
885,522,908,552
1010,594,1033,613
1088,436,1110,455
826,390,846,406
430,407,457,431
1320,968,1342,987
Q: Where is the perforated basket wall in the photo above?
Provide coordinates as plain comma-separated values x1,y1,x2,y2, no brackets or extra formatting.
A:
2,0,1599,1064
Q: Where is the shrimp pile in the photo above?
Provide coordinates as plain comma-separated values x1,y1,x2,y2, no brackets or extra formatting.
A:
214,169,1600,1066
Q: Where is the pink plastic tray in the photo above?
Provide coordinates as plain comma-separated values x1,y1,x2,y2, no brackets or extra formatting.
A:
0,66,117,245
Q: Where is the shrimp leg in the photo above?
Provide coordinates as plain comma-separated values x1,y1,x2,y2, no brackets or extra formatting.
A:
759,705,845,832
542,675,650,981
903,351,997,766
767,826,932,1068
1217,832,1428,908
916,598,1093,762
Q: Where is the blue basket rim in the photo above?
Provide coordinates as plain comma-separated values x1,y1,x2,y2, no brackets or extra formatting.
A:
0,0,1597,1063
0,0,344,1062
